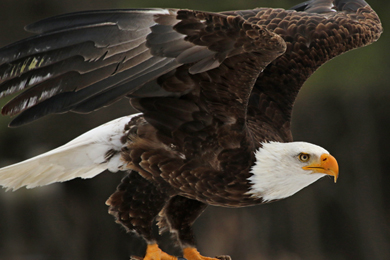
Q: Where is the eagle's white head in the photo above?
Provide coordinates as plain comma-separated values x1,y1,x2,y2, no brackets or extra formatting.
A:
248,142,339,202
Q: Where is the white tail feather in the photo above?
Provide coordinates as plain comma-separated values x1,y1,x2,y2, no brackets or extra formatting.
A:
0,114,140,191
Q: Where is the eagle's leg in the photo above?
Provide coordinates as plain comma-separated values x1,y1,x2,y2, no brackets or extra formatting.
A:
159,196,230,260
106,171,177,260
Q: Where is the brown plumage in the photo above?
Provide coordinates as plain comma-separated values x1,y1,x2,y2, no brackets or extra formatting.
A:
0,0,382,259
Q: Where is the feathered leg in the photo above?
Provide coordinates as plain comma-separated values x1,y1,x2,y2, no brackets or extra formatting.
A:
159,196,231,260
106,171,177,260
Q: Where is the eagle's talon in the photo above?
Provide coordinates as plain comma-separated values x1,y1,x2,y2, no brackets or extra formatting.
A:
183,247,221,260
131,244,179,260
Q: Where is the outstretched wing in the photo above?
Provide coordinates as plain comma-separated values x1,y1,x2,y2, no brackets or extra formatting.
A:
0,8,284,127
0,9,206,125
243,0,382,142
0,0,382,138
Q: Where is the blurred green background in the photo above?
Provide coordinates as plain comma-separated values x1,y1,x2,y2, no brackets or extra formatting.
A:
0,0,389,259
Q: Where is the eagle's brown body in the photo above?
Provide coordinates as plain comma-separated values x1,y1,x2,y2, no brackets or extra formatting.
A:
0,0,382,259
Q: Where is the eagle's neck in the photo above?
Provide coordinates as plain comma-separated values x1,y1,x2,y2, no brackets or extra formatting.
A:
247,142,325,202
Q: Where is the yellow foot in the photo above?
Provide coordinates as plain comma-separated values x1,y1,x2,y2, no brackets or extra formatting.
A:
183,248,231,260
131,244,179,260
162,251,181,260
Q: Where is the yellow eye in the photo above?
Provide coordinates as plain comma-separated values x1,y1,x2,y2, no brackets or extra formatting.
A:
298,153,310,162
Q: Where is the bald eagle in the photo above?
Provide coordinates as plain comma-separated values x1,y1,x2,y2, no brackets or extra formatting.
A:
0,0,382,259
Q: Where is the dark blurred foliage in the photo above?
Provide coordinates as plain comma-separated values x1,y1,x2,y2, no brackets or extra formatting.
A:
0,0,389,259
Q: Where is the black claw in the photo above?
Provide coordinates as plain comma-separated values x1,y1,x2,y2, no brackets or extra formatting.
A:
215,255,232,260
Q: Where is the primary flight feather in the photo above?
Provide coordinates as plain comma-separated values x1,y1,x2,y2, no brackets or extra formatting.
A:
0,0,381,259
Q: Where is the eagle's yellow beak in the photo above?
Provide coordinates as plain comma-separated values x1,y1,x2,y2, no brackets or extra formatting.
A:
302,154,339,183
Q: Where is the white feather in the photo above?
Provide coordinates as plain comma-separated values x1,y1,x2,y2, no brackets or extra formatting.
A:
248,142,329,202
0,113,141,191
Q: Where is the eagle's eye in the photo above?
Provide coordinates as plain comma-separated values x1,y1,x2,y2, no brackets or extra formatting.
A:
298,153,310,162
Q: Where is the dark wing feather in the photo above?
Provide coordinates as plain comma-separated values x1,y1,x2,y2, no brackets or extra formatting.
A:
0,9,226,126
131,11,286,136
0,10,168,117
24,9,165,34
240,0,382,142
3,8,282,126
